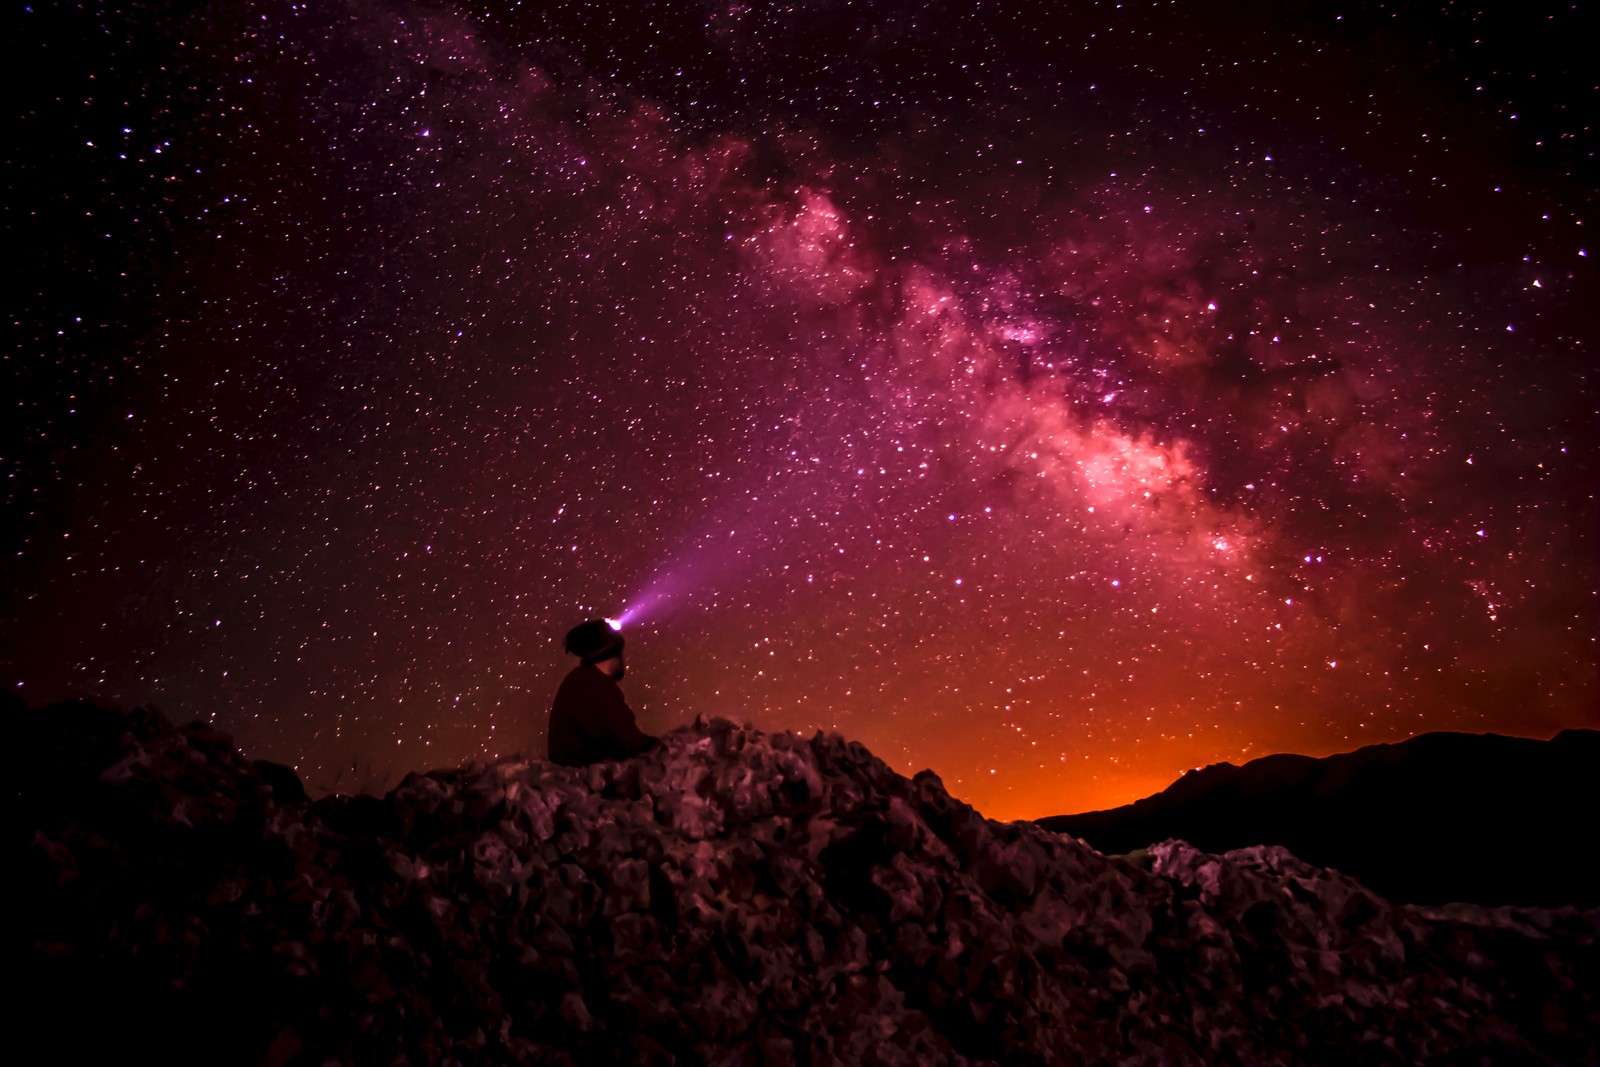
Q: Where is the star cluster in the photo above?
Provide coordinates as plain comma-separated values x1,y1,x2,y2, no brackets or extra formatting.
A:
7,0,1595,817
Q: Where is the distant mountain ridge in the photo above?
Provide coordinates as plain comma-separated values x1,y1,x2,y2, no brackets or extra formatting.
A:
1036,729,1600,907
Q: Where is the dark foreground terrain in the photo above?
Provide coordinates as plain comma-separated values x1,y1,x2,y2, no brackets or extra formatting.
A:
1037,729,1600,908
20,702,1600,1065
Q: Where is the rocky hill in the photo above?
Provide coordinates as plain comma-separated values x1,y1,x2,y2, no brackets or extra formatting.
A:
1036,729,1600,908
20,701,1600,1065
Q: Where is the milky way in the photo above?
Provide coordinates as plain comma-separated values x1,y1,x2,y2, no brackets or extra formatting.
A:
8,0,1595,817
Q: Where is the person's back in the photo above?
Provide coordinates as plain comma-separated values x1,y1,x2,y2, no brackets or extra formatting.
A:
546,619,659,766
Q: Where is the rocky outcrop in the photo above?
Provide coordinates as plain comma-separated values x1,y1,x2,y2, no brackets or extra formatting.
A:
1037,729,1600,907
20,702,1600,1064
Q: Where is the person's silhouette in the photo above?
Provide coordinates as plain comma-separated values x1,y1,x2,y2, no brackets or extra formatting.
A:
546,619,660,766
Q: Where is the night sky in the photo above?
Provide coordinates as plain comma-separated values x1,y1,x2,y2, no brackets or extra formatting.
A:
8,0,1596,819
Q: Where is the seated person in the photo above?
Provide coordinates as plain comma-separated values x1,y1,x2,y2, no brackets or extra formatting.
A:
546,619,660,766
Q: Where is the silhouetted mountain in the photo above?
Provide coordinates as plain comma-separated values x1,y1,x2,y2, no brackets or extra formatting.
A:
19,702,1599,1065
1037,729,1600,908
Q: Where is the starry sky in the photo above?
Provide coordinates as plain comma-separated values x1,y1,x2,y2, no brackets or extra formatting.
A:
7,0,1596,819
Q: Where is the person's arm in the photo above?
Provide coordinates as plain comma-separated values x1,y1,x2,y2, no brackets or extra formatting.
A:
596,684,659,758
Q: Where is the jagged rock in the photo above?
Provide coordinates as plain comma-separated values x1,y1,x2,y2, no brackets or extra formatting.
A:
19,701,1600,1065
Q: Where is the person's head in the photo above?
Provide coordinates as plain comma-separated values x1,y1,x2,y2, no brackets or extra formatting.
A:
564,619,625,679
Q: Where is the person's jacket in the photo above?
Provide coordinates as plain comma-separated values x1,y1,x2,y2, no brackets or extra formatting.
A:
546,663,659,766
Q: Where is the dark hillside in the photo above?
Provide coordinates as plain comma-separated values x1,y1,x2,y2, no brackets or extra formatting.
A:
1037,730,1600,907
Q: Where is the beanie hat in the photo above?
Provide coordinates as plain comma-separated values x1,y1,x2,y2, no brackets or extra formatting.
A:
564,619,624,663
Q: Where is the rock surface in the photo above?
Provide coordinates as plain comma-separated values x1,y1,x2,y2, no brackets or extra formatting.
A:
20,701,1600,1065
